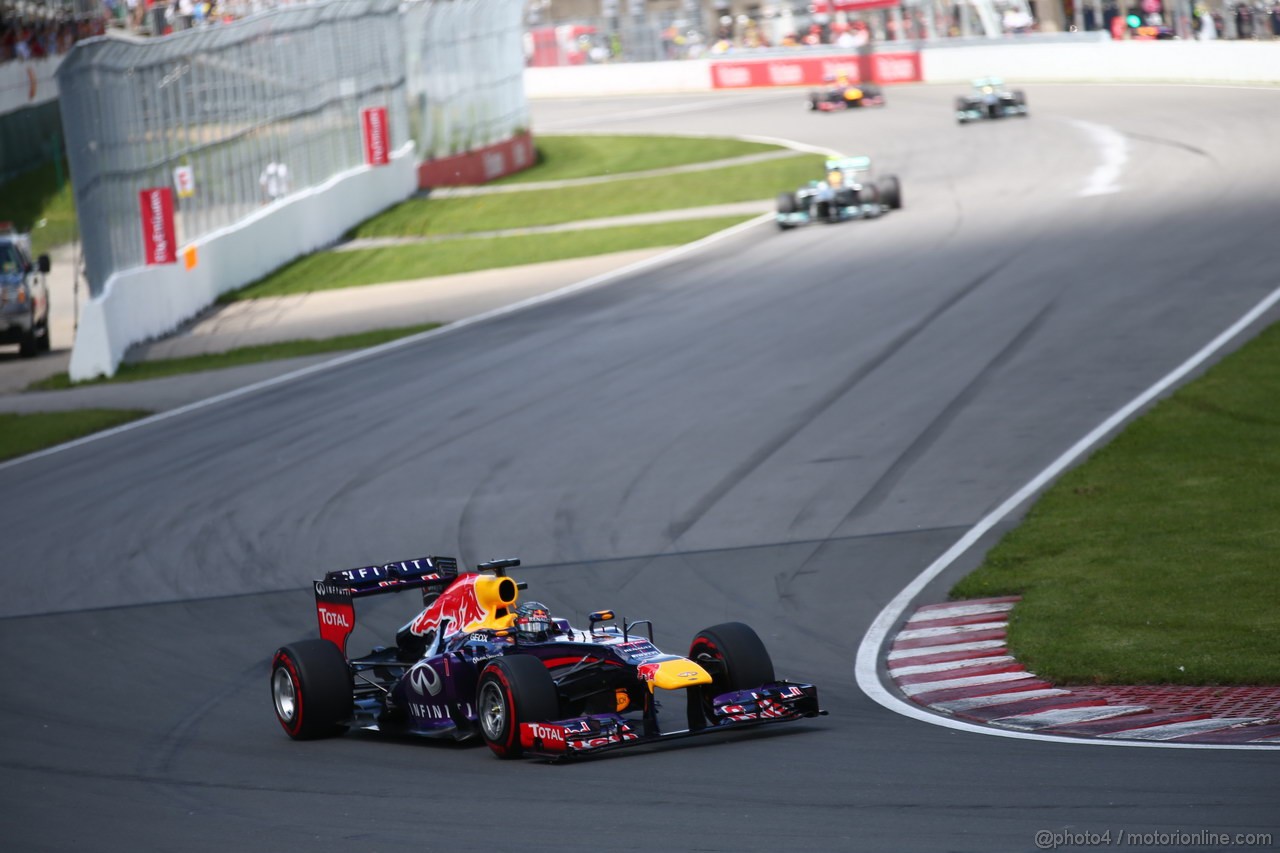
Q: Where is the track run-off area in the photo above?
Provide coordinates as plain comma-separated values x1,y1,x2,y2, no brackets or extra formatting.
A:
2,83,1278,851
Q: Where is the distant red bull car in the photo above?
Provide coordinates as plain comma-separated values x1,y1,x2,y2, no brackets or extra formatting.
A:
809,79,885,111
270,556,823,760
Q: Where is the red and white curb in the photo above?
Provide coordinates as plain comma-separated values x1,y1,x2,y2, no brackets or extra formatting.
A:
888,597,1280,745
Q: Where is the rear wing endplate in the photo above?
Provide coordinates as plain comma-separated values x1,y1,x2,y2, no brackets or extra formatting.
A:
314,555,459,654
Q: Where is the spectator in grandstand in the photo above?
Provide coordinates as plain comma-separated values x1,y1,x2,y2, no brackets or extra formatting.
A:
1199,6,1218,37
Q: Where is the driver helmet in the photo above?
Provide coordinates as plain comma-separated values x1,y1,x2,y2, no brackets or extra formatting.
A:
514,601,554,642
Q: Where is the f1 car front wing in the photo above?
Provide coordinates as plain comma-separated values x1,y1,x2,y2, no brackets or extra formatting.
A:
519,681,823,759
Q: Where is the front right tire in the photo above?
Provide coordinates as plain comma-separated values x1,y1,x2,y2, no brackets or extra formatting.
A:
18,313,39,357
878,175,902,210
688,622,775,726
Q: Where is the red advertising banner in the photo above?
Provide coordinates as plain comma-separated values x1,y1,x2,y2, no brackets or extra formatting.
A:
417,131,536,189
871,52,923,84
139,187,177,265
710,52,921,89
811,0,902,11
361,106,390,166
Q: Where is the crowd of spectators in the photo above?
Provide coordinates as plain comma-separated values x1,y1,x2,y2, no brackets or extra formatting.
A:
1199,2,1280,37
1,0,280,61
654,1,1280,58
1,8,105,63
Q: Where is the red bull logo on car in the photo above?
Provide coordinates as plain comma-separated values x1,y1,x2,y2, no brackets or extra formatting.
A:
408,574,518,638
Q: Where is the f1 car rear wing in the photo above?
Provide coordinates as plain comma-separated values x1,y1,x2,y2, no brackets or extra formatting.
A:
824,155,871,172
315,556,459,654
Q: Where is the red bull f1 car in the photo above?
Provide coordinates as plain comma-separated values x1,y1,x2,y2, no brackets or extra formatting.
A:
776,156,902,230
270,556,823,760
808,78,885,111
955,77,1028,124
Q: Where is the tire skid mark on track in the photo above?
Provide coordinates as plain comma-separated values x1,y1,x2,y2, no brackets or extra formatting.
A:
609,421,699,556
136,657,267,813
457,456,514,566
671,256,1015,553
552,489,587,566
781,256,1017,539
1120,131,1215,161
836,292,1059,525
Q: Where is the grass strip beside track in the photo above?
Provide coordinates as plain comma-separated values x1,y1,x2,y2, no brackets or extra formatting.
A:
353,156,818,238
0,161,78,256
952,323,1280,685
0,409,149,462
493,134,785,184
224,216,753,301
29,323,442,390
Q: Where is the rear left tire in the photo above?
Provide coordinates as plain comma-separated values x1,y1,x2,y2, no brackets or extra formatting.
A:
271,640,352,740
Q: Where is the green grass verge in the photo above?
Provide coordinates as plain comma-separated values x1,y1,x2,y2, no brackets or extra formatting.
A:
951,324,1280,685
0,160,78,256
493,134,786,185
29,323,442,390
0,409,149,462
222,216,753,301
353,155,818,239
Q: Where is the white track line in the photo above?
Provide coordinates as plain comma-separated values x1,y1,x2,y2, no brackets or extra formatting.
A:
1072,119,1129,197
895,621,1007,641
933,689,1072,712
906,602,1015,622
890,656,1015,677
1110,718,1257,741
900,671,1030,697
991,705,1150,731
887,639,1006,661
0,214,774,473
855,282,1280,750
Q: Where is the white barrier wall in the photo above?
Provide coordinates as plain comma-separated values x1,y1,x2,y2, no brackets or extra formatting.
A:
921,41,1280,84
69,145,416,381
524,41,1280,98
524,59,711,97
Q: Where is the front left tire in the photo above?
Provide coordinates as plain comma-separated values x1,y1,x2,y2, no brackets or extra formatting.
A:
477,655,560,759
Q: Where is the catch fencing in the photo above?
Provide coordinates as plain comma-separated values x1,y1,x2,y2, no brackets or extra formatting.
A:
58,0,408,297
58,0,530,301
404,0,529,164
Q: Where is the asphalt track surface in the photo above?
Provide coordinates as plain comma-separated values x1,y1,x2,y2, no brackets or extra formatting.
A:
3,84,1279,852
